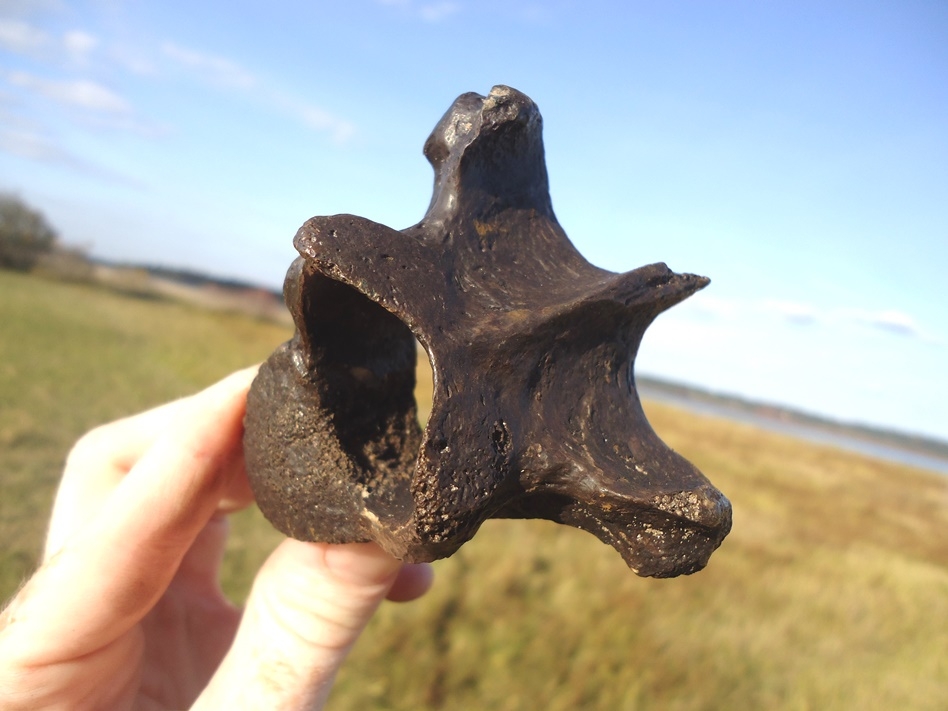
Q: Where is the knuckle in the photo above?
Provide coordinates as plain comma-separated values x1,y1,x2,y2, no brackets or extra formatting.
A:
65,422,121,471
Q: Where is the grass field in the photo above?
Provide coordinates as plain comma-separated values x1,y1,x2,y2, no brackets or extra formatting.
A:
2,269,946,710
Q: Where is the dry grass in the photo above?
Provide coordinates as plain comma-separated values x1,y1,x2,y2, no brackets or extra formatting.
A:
1,269,946,710
0,269,290,595
329,402,948,711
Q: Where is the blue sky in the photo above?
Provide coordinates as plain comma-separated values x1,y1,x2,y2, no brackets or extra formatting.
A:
2,1,946,441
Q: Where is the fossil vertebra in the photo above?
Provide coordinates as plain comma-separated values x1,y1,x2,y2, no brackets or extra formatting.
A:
244,85,731,577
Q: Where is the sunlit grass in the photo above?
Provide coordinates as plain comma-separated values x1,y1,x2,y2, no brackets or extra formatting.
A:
331,404,948,711
0,269,290,595
2,269,946,710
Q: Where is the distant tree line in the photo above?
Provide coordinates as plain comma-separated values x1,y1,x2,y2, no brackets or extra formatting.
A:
0,194,59,271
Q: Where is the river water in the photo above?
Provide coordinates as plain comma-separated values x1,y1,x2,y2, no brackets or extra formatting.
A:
641,391,948,477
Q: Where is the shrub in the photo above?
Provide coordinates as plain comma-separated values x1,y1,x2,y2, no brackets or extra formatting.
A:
0,194,58,271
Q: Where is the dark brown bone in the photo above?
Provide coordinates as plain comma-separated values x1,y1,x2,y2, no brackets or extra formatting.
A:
244,86,731,577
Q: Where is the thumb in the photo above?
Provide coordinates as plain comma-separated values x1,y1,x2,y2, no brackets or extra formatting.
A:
194,540,403,711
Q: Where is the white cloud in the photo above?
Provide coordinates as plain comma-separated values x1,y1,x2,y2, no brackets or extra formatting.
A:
376,0,461,22
63,29,97,57
834,307,924,339
3,68,165,138
0,0,64,15
761,299,819,325
419,1,461,22
0,18,48,53
690,294,741,319
82,111,168,139
160,40,355,143
759,302,931,341
161,41,256,89
517,4,555,24
0,124,142,185
108,46,156,76
683,294,933,342
8,70,130,112
299,105,356,143
5,24,355,150
1,124,82,164
0,20,100,67
870,309,919,336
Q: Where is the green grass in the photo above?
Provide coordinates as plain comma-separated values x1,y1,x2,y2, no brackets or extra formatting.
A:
0,269,290,596
2,269,946,710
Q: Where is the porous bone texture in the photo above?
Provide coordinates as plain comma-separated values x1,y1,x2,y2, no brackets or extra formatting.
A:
243,86,732,577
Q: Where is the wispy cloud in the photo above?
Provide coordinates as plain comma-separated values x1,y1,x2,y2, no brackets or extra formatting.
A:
419,1,461,22
298,105,356,143
764,301,930,340
0,0,64,16
517,4,555,24
4,69,166,137
749,299,924,338
109,47,156,76
836,308,924,339
159,41,354,142
269,92,357,144
690,294,741,319
8,70,129,112
161,41,257,89
0,18,49,54
376,0,462,23
870,310,919,337
761,299,819,325
688,295,935,342
0,19,100,67
0,124,143,186
4,23,356,158
62,28,97,63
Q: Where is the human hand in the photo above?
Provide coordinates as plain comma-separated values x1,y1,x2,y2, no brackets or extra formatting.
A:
0,367,433,710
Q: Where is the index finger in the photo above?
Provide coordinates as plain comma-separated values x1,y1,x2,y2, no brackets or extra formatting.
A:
44,365,259,560
3,367,259,666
